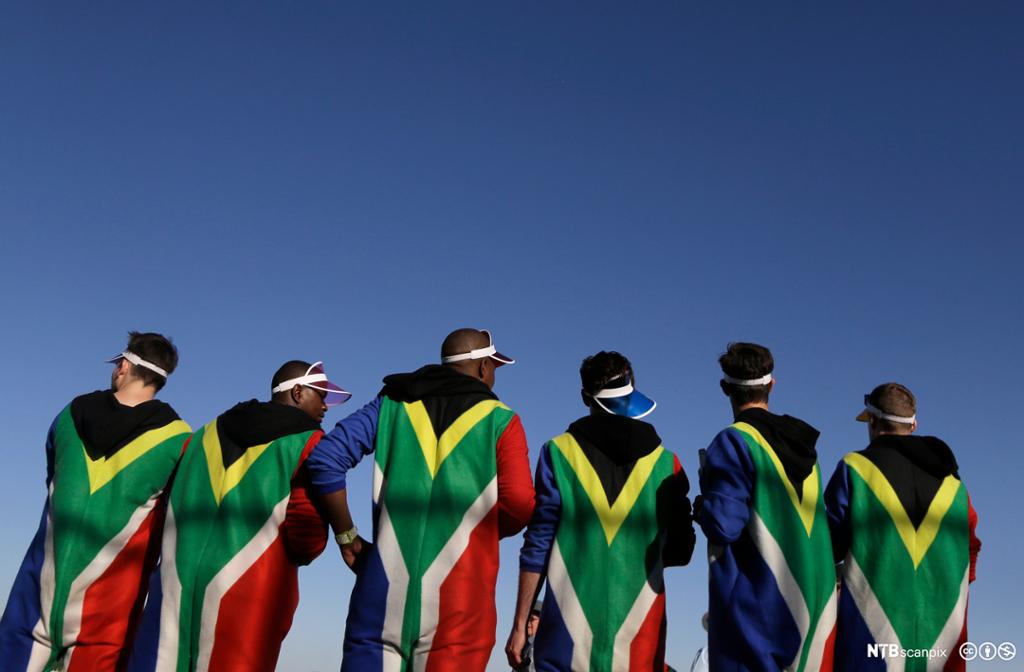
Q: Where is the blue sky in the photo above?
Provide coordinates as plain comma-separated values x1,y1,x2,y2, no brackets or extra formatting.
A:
1,3,1021,670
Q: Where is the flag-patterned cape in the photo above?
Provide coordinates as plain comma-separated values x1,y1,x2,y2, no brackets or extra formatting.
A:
129,400,325,672
520,414,694,672
698,409,836,672
340,372,533,672
0,391,190,672
825,434,980,672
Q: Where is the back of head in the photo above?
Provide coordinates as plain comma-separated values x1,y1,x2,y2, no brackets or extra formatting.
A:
867,382,917,435
441,328,488,362
271,360,312,401
125,331,178,391
719,342,774,405
580,351,633,396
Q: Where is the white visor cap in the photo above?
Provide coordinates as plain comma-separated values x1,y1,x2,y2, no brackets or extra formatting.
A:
107,351,168,378
722,373,773,386
271,361,352,407
440,329,515,366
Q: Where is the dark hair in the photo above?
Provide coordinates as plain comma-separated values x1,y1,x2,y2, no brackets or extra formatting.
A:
125,331,178,391
272,360,312,396
718,342,774,405
580,351,633,396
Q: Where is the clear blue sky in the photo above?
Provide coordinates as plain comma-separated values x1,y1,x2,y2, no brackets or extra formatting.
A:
1,4,1021,670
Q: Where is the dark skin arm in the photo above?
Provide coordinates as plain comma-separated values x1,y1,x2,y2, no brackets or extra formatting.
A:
505,569,544,668
316,489,372,571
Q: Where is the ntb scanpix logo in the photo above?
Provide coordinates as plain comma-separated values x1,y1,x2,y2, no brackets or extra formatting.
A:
867,641,1017,662
959,641,1017,662
867,644,947,660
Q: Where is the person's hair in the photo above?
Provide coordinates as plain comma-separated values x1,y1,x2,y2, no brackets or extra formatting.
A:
125,331,178,391
271,360,312,397
580,351,633,396
718,342,774,405
867,382,916,434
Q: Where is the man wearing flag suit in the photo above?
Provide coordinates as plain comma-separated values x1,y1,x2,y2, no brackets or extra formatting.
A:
128,359,351,672
0,332,190,672
306,327,535,671
506,351,695,672
824,383,981,671
697,342,837,672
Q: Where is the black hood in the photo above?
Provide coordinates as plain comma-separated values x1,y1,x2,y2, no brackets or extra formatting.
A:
568,414,662,464
380,364,496,403
70,390,181,460
567,413,663,504
865,434,959,479
736,408,819,489
217,400,320,452
380,365,499,440
859,434,958,528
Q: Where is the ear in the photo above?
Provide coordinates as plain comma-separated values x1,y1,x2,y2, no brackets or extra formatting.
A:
475,359,488,381
720,380,730,397
581,390,591,408
290,385,303,404
910,420,918,434
767,379,776,393
119,358,135,378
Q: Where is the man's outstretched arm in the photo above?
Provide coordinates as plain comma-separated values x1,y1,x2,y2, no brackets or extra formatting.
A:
307,397,382,569
317,488,371,569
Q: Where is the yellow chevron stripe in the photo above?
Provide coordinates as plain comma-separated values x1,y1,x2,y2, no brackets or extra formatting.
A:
84,420,190,494
844,452,961,569
733,422,819,536
404,400,508,478
551,433,663,546
202,420,272,505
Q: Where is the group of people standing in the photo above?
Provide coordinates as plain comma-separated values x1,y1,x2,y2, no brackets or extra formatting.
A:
0,328,980,672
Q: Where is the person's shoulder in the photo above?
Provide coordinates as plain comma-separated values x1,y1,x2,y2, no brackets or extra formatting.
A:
844,447,868,461
68,389,107,408
712,423,748,444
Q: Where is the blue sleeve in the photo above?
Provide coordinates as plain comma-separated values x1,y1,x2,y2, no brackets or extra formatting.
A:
306,396,382,496
698,427,755,545
824,459,852,563
519,444,561,573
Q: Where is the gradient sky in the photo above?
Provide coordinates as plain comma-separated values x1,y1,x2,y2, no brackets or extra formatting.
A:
1,4,1022,670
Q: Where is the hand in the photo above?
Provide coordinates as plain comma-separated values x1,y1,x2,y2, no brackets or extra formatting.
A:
339,536,372,573
505,625,528,668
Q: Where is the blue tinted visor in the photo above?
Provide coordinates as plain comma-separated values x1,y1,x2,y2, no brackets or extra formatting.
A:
592,386,656,419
